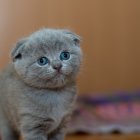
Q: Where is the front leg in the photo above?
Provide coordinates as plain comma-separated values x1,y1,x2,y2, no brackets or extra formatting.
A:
21,125,47,140
48,128,65,140
48,116,70,140
0,111,19,140
20,116,48,140
0,126,19,140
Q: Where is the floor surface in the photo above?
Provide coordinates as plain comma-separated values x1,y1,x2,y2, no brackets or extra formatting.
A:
66,134,140,140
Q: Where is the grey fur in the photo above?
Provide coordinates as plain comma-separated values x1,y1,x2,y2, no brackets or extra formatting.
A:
0,28,82,140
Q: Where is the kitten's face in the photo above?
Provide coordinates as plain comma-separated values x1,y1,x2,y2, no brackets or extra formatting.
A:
11,29,82,88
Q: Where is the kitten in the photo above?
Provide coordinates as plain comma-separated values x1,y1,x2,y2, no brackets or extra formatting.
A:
0,28,82,140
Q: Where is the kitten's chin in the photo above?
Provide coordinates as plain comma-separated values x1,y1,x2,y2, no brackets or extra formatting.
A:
19,69,75,89
45,75,69,89
23,79,66,89
22,74,72,89
46,82,66,89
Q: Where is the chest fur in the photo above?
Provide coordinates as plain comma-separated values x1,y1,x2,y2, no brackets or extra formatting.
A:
20,88,76,129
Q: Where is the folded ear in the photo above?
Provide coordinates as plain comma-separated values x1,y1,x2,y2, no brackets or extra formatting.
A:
62,30,81,46
11,38,27,62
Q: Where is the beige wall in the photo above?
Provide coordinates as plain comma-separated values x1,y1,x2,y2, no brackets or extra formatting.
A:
0,0,140,94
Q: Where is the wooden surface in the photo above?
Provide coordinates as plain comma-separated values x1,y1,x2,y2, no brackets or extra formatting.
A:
20,134,140,140
66,134,140,140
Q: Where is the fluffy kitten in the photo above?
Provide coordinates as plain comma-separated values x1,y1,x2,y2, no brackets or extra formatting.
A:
0,28,82,140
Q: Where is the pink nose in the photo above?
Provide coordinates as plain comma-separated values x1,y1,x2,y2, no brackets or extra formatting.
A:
53,64,62,70
52,60,62,70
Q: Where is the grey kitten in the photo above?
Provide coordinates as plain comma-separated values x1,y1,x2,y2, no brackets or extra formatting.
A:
0,28,82,140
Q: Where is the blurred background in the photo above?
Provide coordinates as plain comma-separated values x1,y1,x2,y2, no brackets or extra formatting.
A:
0,0,140,139
0,0,140,94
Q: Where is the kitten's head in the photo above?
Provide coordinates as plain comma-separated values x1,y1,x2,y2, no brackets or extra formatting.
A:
11,29,82,88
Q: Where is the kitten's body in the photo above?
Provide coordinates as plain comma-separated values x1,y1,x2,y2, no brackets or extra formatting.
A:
0,29,82,140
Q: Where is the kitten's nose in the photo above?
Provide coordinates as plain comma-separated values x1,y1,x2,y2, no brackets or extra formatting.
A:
52,60,62,70
53,64,62,70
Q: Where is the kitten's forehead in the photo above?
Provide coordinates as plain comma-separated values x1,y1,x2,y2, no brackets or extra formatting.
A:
30,29,72,45
26,29,73,54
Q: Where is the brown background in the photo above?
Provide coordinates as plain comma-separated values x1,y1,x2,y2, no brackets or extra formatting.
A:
0,0,140,94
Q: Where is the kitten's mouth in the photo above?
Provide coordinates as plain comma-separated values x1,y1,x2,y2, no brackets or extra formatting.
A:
56,70,63,76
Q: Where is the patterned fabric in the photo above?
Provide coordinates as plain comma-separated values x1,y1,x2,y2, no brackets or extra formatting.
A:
68,92,140,134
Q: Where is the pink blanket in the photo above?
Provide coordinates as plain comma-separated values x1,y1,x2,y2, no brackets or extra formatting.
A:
68,92,140,134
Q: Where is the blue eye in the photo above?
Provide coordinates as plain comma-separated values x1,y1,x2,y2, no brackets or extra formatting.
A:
37,57,49,66
60,51,70,60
